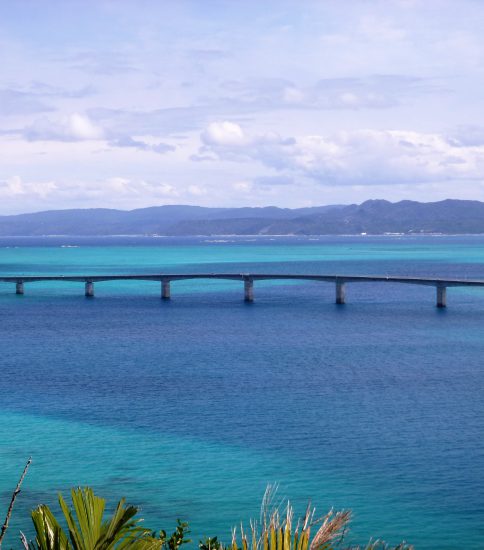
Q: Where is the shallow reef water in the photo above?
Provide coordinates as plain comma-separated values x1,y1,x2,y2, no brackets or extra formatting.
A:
0,236,483,549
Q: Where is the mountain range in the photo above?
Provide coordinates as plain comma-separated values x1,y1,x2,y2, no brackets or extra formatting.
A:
1,199,484,236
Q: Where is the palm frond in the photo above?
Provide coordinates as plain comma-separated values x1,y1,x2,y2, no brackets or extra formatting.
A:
30,487,158,550
31,505,70,550
59,488,105,550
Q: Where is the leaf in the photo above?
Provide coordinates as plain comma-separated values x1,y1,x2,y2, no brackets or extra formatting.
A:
31,505,70,550
31,487,156,550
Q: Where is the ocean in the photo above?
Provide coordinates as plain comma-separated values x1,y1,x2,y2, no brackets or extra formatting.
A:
0,236,483,549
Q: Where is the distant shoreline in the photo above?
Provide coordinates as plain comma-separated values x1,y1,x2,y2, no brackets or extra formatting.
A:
2,233,484,238
3,200,484,236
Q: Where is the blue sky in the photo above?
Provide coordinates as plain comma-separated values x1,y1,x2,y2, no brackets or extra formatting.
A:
1,0,484,213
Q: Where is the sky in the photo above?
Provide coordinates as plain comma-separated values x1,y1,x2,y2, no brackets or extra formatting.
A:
1,0,484,213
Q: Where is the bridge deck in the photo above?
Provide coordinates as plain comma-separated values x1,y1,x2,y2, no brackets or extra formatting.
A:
1,273,484,287
2,273,483,307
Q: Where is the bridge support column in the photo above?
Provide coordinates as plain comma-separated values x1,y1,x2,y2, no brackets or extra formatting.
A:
335,280,346,304
16,281,24,295
436,285,447,308
162,280,171,300
85,281,94,297
244,278,254,302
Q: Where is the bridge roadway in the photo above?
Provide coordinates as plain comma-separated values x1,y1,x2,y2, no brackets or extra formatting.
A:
2,273,484,307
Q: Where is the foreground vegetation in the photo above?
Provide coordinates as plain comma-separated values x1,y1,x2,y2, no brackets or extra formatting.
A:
0,460,412,550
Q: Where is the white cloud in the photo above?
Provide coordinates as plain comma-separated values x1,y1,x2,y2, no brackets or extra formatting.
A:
0,175,57,198
201,121,246,146
0,176,25,196
24,113,105,142
199,124,484,186
2,0,484,210
20,114,177,156
0,176,178,206
187,184,206,196
68,114,104,140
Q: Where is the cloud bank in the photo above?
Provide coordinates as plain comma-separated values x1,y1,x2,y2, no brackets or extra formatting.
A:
199,122,484,186
0,0,484,211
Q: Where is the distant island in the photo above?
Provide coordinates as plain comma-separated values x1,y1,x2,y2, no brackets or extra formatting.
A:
2,199,484,236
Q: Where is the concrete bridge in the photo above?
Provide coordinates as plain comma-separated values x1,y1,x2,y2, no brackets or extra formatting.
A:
2,273,484,307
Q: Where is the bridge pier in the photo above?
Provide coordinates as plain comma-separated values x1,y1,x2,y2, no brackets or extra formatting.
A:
244,277,254,302
85,281,94,297
335,280,346,304
436,285,447,308
1,273,482,306
162,279,171,299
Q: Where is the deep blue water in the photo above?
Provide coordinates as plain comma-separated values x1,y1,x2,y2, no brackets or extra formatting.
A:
0,236,483,549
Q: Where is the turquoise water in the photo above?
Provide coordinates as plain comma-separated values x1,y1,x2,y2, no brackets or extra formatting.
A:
0,236,483,549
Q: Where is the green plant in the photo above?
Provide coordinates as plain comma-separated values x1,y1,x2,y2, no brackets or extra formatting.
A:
0,459,412,550
157,520,191,550
214,485,412,550
199,536,222,550
214,484,349,550
25,487,160,550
